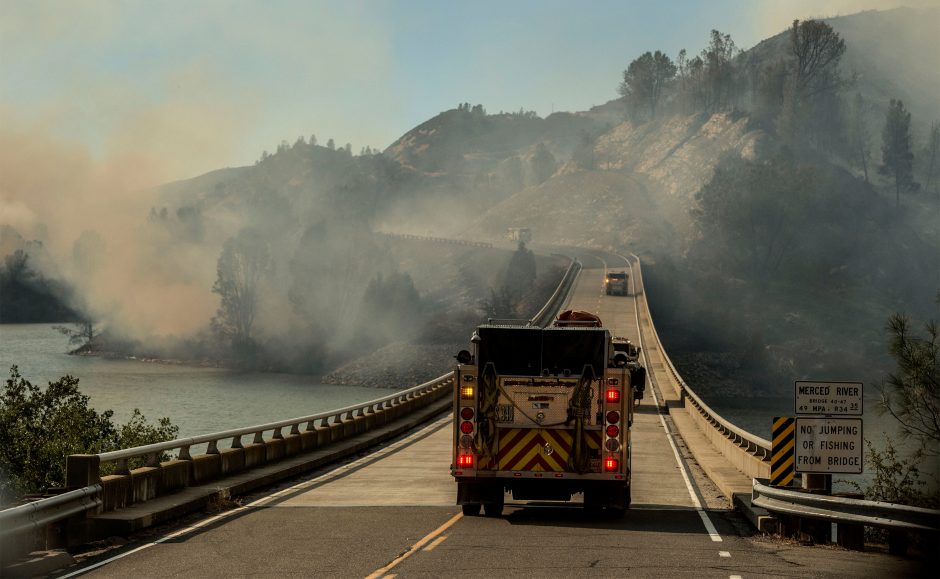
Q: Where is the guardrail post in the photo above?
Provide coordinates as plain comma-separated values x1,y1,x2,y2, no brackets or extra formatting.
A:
315,418,332,447
57,455,102,548
192,440,223,484
887,530,908,556
243,433,267,469
342,411,357,438
66,454,101,490
284,424,303,457
836,522,865,551
161,446,193,495
301,421,319,451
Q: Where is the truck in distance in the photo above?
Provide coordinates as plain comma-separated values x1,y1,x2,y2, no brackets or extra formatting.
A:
605,271,629,296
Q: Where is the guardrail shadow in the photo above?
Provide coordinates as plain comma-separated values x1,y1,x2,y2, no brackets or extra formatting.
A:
633,403,666,415
503,502,734,535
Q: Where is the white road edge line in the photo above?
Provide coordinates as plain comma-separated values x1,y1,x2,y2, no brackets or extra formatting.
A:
60,415,454,578
623,253,723,543
365,513,462,578
719,551,731,557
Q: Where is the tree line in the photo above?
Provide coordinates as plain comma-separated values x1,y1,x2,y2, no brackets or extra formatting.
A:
617,20,939,206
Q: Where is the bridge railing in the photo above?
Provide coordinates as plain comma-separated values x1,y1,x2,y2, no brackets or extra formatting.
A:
530,258,581,327
628,254,771,479
96,376,451,475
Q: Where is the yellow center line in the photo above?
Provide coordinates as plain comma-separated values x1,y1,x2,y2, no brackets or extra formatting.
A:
364,512,462,579
423,534,448,551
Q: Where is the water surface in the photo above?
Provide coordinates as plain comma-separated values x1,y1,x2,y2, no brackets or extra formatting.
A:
0,324,383,439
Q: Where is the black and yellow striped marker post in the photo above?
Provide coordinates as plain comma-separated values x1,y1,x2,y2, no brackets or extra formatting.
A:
771,416,795,486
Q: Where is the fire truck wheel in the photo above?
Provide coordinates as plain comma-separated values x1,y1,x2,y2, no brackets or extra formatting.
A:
483,500,504,517
462,503,482,516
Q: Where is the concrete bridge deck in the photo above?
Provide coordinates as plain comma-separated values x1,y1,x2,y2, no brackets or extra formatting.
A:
63,256,924,578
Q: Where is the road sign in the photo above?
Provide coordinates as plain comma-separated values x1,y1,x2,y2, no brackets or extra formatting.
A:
771,417,795,486
795,381,863,416
795,417,863,474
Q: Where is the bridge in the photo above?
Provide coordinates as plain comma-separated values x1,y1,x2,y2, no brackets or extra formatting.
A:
1,252,935,577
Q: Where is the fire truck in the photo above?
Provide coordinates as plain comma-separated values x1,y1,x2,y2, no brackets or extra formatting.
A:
451,311,646,517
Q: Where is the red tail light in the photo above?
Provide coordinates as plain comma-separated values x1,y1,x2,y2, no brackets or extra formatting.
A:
457,454,474,468
604,457,619,472
606,424,620,438
460,407,475,420
606,410,620,424
460,421,474,434
606,388,621,403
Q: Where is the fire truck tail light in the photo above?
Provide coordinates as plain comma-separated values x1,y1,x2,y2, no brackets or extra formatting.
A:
460,421,473,434
604,457,619,472
457,454,474,468
606,424,620,438
606,410,620,424
605,388,621,403
460,407,475,420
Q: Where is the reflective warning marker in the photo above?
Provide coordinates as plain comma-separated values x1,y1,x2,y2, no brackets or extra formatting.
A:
771,416,795,486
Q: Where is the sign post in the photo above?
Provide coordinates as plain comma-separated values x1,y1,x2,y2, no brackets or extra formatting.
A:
771,417,796,486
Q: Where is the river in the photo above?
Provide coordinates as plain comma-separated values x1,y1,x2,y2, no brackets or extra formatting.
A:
0,324,384,439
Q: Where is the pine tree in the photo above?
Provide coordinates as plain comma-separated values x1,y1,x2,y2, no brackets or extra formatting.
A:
880,99,918,208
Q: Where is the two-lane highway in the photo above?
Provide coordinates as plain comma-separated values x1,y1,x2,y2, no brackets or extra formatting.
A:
62,256,927,578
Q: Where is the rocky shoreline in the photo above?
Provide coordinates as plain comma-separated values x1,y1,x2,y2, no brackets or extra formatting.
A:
321,341,463,389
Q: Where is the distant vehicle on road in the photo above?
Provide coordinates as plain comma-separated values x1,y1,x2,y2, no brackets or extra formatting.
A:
506,227,532,243
605,271,629,296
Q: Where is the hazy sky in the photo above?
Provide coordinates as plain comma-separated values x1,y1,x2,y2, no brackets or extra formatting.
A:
1,0,929,181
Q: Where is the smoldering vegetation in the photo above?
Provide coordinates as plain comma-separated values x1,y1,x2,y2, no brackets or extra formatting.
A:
627,9,940,399
0,124,568,378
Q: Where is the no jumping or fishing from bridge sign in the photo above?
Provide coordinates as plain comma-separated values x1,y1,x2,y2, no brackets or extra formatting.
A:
771,416,795,486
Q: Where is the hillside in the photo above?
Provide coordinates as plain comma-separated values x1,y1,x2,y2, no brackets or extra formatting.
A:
6,7,935,392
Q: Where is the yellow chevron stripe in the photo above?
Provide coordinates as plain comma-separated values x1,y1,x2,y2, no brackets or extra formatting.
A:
498,429,540,469
773,422,795,446
498,429,572,472
771,454,794,479
543,430,572,467
512,442,544,471
772,438,794,462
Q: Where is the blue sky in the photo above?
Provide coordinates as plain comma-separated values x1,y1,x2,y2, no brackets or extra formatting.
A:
0,0,922,180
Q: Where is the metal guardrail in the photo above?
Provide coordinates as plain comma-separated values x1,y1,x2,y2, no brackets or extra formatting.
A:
628,254,772,461
752,478,940,532
530,259,581,327
98,375,452,473
0,485,102,538
376,231,494,248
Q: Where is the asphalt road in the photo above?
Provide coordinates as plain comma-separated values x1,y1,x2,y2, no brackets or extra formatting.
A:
59,255,929,578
